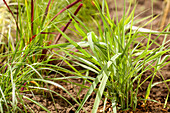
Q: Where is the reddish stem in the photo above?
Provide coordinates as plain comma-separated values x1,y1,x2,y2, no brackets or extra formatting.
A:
53,3,83,44
31,0,34,37
3,0,20,33
50,0,82,22
21,82,27,91
42,0,53,25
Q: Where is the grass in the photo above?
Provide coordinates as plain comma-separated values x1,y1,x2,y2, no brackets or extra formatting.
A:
0,0,84,112
0,0,170,112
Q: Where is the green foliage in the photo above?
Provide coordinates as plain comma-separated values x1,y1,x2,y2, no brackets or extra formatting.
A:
0,0,169,112
0,0,84,112
59,0,170,112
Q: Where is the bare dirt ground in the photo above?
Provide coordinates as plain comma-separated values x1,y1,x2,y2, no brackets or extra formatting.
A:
19,0,170,112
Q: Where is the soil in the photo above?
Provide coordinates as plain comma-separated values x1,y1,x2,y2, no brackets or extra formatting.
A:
19,0,170,112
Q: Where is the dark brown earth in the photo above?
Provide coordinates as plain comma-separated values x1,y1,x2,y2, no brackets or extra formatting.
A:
19,0,170,112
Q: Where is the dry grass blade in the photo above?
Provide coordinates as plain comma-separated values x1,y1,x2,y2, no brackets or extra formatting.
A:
160,0,170,31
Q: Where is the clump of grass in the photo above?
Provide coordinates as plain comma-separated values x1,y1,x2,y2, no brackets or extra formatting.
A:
0,0,84,112
0,0,169,112
57,0,170,112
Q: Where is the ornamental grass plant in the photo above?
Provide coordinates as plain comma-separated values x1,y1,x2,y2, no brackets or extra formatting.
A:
58,0,170,112
0,0,169,112
0,0,85,112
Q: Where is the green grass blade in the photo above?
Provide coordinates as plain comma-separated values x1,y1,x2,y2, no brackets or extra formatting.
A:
23,96,50,113
92,71,109,113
